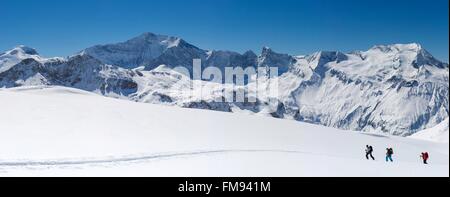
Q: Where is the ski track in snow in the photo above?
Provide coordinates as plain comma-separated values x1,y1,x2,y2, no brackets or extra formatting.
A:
0,149,315,168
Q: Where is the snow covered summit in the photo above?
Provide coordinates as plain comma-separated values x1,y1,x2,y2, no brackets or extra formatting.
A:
0,45,43,73
81,32,198,69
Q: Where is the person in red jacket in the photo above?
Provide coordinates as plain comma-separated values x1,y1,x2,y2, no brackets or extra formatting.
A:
420,152,429,164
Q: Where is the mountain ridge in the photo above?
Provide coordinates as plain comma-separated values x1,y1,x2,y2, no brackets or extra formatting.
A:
1,32,448,136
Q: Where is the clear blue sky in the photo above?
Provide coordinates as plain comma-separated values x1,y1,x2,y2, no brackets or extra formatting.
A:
1,0,448,62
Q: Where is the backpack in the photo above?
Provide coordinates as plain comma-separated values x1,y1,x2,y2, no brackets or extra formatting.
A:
387,148,393,155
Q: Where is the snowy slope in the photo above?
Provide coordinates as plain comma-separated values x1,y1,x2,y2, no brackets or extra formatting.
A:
411,118,449,143
0,86,448,177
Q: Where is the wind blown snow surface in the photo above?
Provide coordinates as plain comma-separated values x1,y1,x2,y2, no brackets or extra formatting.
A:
0,86,448,177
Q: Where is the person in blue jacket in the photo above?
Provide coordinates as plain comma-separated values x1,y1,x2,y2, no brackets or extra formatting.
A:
385,147,394,162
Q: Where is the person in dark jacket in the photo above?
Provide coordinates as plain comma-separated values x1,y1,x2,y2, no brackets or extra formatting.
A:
365,145,375,160
420,152,429,164
385,148,394,162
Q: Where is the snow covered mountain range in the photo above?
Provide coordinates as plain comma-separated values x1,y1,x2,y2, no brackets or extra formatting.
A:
0,32,448,136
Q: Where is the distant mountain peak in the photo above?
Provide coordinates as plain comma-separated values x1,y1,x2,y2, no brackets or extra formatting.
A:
127,32,182,48
81,32,189,69
261,46,272,54
260,47,289,59
132,32,165,41
367,43,447,68
369,43,423,53
0,45,44,73
9,45,39,56
138,32,159,38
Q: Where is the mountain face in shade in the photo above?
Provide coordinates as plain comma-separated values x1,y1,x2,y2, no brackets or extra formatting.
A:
0,54,139,96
